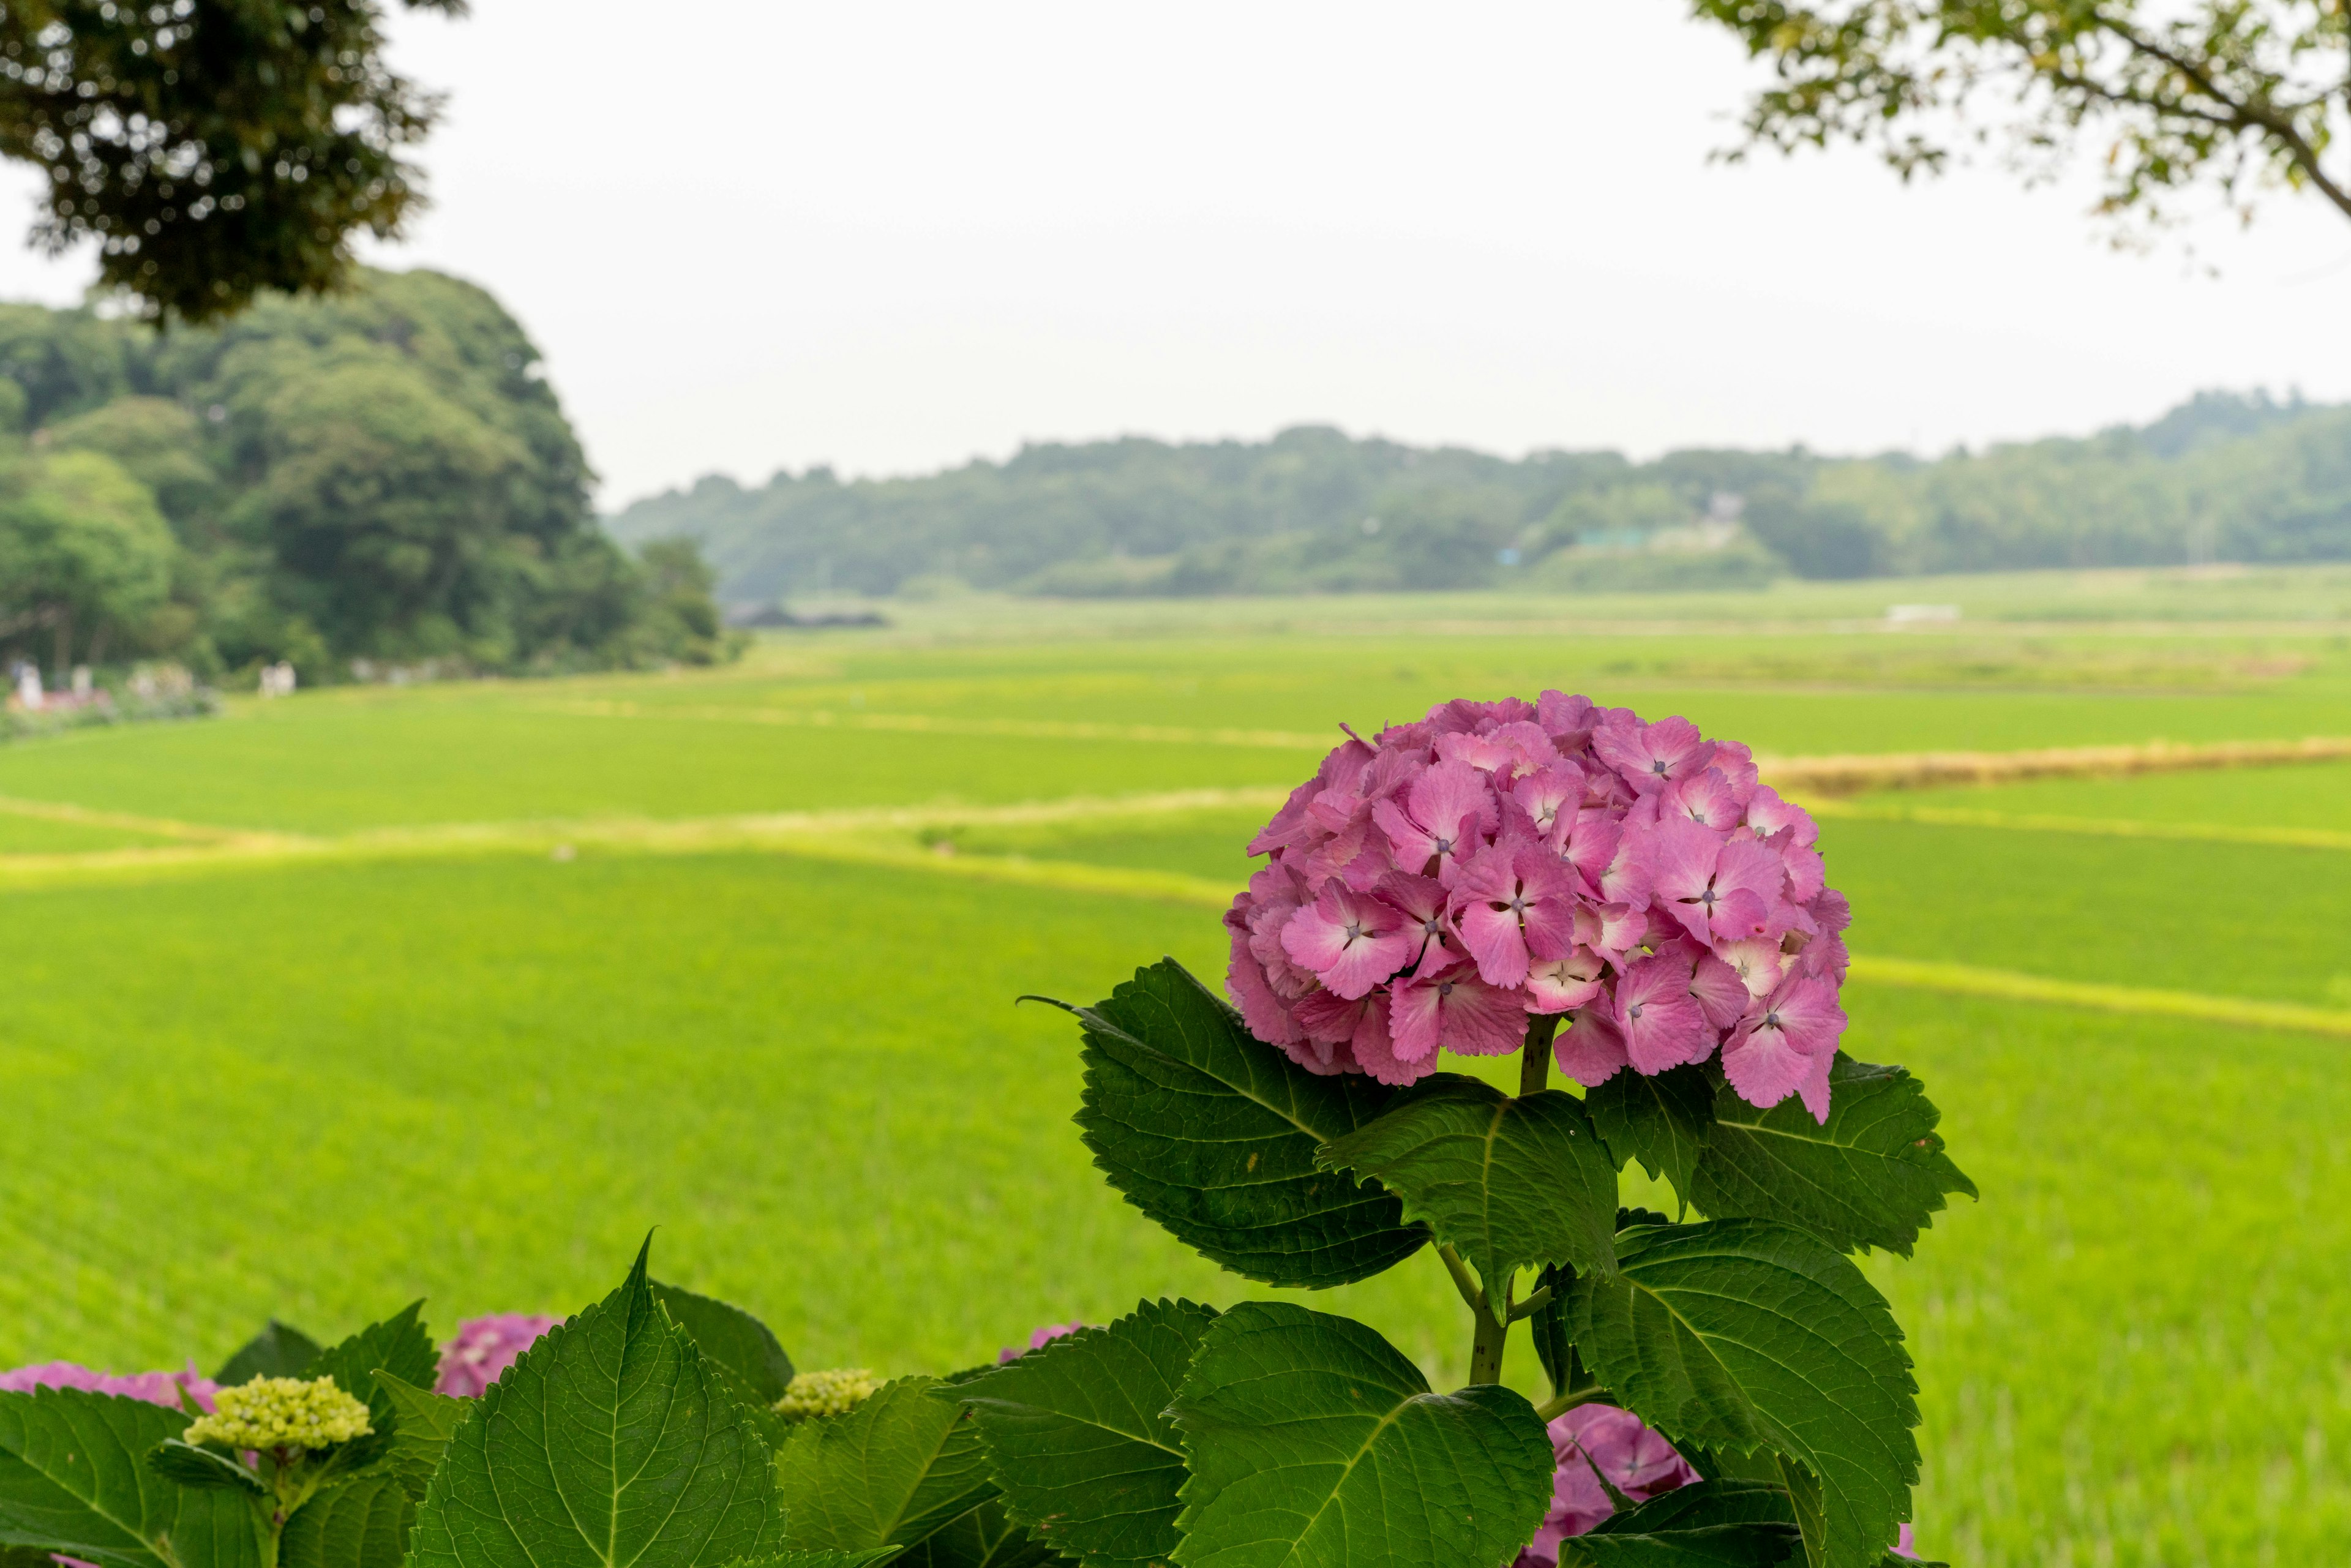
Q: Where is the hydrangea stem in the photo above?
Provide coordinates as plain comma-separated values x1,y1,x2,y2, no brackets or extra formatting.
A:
1468,1288,1510,1386
1520,1014,1558,1098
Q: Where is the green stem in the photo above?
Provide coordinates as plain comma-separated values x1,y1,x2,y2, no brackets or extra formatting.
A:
1468,1294,1510,1386
1520,1014,1558,1097
1507,1285,1552,1321
1436,1243,1484,1316
1532,1385,1614,1423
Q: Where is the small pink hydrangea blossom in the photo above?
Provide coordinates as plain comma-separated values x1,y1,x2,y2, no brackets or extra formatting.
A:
435,1315,561,1397
996,1323,1085,1364
0,1362,217,1411
1513,1404,1701,1565
1227,695,1851,1117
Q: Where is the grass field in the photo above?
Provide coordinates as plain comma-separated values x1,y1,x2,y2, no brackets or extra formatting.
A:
4,568,2350,1566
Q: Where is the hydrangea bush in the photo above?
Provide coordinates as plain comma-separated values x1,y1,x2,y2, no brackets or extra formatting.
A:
0,695,1971,1568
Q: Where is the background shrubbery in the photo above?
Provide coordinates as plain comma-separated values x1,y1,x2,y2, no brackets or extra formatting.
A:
609,390,2351,604
0,271,733,686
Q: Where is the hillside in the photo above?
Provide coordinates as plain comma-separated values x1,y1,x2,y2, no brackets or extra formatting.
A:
605,391,2351,604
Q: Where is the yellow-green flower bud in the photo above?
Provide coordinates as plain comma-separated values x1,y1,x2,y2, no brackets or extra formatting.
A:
773,1368,880,1423
182,1376,373,1451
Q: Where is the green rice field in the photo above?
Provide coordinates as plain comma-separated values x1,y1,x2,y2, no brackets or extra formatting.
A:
5,566,2351,1566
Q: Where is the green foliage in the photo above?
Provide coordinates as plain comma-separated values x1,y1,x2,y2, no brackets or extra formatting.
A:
1689,1,2351,238
277,1472,410,1568
0,1389,257,1568
1560,1480,1801,1567
887,1500,1058,1568
1569,1221,1919,1568
956,1300,1215,1568
370,1373,463,1502
407,1241,776,1568
298,1302,437,1418
0,272,733,681
1057,958,1428,1288
214,1322,324,1386
0,0,459,323
1168,1301,1554,1568
1693,1058,1976,1256
1318,1076,1620,1288
1586,1064,1718,1215
773,1378,991,1556
651,1281,796,1406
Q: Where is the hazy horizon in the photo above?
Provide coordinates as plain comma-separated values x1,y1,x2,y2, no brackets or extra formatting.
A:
0,1,2346,508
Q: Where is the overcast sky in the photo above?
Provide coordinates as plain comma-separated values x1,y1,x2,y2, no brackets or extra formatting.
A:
1,1,2347,508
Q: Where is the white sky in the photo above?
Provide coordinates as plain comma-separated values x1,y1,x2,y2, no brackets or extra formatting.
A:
0,1,2347,508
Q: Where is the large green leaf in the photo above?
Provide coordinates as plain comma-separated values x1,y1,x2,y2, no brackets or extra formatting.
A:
891,1498,1057,1568
301,1303,439,1438
371,1373,465,1502
280,1472,410,1568
1693,1059,1977,1257
407,1239,778,1568
956,1299,1215,1568
1317,1078,1619,1290
1567,1221,1918,1568
1586,1065,1716,1210
0,1390,259,1568
715,1555,899,1568
774,1378,990,1555
1168,1301,1551,1568
214,1322,324,1386
1051,959,1427,1288
1561,1479,1801,1566
652,1283,796,1406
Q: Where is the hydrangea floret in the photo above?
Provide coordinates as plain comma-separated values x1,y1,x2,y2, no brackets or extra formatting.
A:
1228,692,1850,1116
774,1367,880,1422
182,1376,372,1452
0,1362,217,1411
435,1313,561,1397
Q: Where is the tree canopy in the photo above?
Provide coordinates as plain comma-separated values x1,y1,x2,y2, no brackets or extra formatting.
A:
1689,1,2351,238
608,389,2351,602
0,266,732,680
0,0,460,323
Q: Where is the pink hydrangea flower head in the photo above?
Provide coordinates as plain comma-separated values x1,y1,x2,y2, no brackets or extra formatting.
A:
997,1322,1085,1364
1513,1403,1701,1565
437,1315,561,1397
1228,697,1853,1113
0,1362,217,1411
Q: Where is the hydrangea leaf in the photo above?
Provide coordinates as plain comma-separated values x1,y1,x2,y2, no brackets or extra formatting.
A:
1693,1058,1978,1257
1566,1221,1919,1568
1049,958,1427,1288
889,1498,1059,1568
0,1389,260,1568
1527,1262,1578,1398
956,1299,1217,1568
1318,1078,1619,1289
1586,1064,1717,1210
1561,1479,1801,1566
714,1555,900,1568
371,1373,465,1502
1168,1301,1553,1568
774,1378,992,1554
407,1239,778,1568
214,1321,325,1386
301,1303,438,1432
280,1471,411,1568
651,1283,796,1405
145,1442,263,1496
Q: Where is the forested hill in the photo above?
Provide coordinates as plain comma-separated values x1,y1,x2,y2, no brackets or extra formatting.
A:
0,270,728,685
606,391,2351,601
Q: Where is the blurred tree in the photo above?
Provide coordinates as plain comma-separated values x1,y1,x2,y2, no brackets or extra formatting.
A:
0,447,176,670
1690,2,2351,237
0,0,463,323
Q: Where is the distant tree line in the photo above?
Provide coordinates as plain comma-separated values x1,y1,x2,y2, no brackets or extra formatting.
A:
0,268,730,683
607,389,2349,602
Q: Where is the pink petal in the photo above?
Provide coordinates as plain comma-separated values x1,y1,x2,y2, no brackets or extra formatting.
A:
1720,1015,1815,1109
1553,1006,1629,1087
1688,951,1749,1030
1615,953,1714,1074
